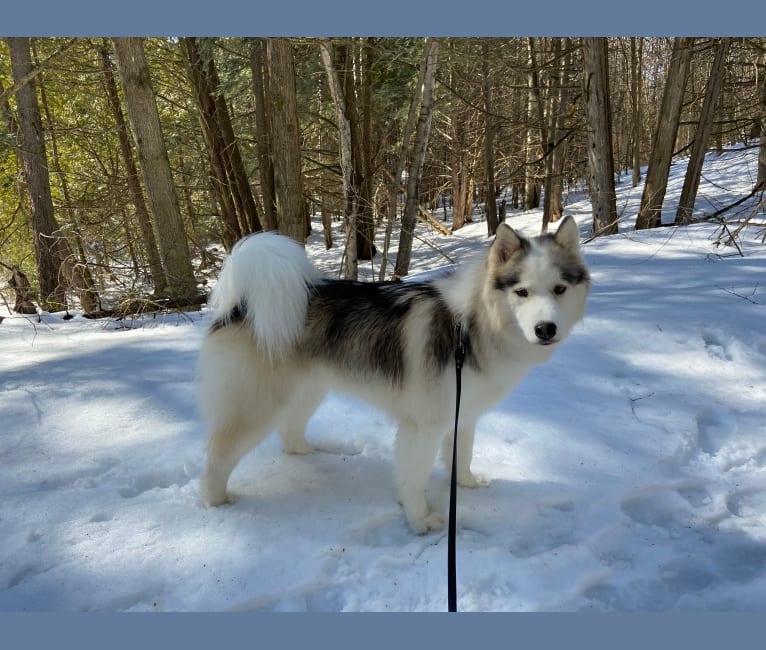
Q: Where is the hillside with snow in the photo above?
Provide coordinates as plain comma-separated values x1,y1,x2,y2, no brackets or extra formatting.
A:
1,144,765,611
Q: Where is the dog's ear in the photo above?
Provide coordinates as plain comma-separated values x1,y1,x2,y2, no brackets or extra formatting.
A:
554,216,581,251
491,223,524,264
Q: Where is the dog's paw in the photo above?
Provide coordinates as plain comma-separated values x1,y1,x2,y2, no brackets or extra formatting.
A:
200,481,238,508
410,511,447,535
457,471,491,488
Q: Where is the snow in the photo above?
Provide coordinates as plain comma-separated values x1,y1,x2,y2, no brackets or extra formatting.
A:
1,145,765,611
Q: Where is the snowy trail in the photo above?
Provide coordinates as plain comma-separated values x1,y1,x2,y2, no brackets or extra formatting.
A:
1,146,765,611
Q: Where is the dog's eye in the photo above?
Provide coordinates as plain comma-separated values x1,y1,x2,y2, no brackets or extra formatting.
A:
514,288,529,298
553,285,567,295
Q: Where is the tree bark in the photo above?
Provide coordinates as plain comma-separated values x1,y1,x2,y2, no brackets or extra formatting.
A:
6,36,67,311
379,44,426,280
523,38,543,210
757,44,766,194
7,265,37,314
582,37,618,236
355,38,376,261
319,40,358,279
543,37,571,232
99,40,167,294
250,39,278,231
481,40,498,237
266,38,306,243
34,42,101,314
630,37,643,188
182,37,262,248
112,37,197,300
676,39,730,225
636,37,694,230
394,38,439,279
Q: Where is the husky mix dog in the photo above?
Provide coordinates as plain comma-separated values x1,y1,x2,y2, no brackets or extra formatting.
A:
198,217,590,534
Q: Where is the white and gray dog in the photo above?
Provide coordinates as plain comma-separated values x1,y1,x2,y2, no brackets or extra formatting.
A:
198,217,589,533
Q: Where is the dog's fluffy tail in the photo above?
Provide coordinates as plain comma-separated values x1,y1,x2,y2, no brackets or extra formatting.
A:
210,232,320,358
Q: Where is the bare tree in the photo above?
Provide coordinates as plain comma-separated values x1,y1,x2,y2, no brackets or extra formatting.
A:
394,38,439,279
636,37,694,230
99,40,167,294
320,39,358,279
250,39,278,231
543,37,572,232
582,37,618,236
481,40,498,236
182,37,261,248
6,36,67,311
356,38,376,261
523,38,544,210
630,37,643,187
32,45,101,314
5,264,37,314
379,44,427,280
266,38,306,244
676,39,730,224
757,41,766,194
112,37,197,300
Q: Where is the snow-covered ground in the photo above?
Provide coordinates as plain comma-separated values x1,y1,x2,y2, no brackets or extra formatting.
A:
1,145,765,611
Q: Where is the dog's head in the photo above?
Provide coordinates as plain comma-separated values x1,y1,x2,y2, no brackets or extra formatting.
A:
486,216,590,346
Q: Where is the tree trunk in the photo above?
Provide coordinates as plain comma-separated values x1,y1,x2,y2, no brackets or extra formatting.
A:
266,38,306,243
355,38,376,261
250,39,278,231
394,38,439,279
757,44,766,194
6,36,67,311
379,43,426,280
523,38,543,210
481,40,498,237
34,42,101,314
543,37,571,232
112,37,197,300
636,37,694,230
630,37,643,187
676,39,730,225
314,73,334,250
182,37,262,248
450,111,471,232
319,40,358,279
582,37,618,236
182,36,233,244
8,265,37,314
99,40,167,294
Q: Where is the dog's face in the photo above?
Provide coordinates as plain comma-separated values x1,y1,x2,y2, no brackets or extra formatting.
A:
487,216,590,346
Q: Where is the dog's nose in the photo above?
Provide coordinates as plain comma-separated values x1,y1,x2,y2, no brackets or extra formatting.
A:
534,321,557,343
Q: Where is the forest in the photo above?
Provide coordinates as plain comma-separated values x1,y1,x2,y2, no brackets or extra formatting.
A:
1,37,765,316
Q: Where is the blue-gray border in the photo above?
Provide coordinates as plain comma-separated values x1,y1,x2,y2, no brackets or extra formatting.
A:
3,0,766,647
1,0,765,35
2,612,765,648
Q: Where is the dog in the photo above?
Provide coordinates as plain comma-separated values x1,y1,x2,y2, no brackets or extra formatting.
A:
198,216,590,534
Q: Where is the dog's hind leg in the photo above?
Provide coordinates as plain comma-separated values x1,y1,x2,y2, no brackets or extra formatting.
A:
394,419,445,534
440,419,490,488
278,387,326,454
201,417,272,507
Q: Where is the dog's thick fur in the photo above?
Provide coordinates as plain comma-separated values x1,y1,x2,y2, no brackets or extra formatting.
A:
198,217,590,533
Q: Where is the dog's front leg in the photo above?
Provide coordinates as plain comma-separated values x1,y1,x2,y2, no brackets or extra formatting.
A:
441,420,490,488
394,420,445,534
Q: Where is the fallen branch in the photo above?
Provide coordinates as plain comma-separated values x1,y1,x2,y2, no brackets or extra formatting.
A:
715,283,762,305
417,204,451,236
81,293,208,320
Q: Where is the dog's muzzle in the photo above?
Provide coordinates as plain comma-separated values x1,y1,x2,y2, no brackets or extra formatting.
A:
534,321,557,345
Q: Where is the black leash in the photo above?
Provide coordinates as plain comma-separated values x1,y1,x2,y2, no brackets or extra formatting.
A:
448,323,466,612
